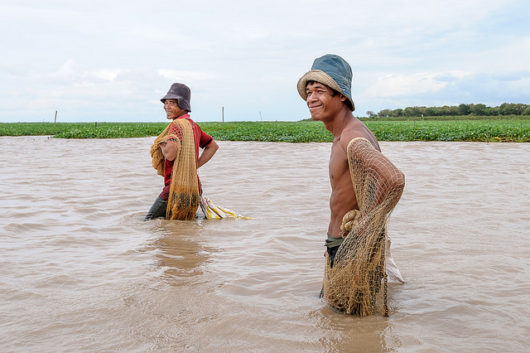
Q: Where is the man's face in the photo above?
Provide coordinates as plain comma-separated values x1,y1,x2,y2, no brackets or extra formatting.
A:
163,99,186,119
305,82,346,121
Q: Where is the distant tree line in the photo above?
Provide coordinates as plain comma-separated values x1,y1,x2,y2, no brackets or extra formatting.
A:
367,103,530,118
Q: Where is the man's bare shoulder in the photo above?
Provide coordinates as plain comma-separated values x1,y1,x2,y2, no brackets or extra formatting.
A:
340,118,380,151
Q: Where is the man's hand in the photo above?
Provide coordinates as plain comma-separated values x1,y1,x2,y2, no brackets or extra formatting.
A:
160,139,178,161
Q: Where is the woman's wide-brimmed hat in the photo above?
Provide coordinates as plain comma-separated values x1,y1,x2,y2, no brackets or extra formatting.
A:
161,83,191,112
297,54,355,111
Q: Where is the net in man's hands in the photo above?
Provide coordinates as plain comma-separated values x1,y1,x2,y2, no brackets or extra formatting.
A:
323,137,405,316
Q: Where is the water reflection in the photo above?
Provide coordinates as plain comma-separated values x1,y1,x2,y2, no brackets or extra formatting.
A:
312,306,392,353
151,220,212,285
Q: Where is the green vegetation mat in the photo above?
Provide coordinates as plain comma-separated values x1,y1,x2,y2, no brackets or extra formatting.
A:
1,117,528,142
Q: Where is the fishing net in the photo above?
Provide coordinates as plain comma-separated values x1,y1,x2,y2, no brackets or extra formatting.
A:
150,119,200,220
322,137,405,316
200,197,250,219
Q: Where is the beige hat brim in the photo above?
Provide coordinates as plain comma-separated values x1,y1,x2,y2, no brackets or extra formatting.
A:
297,70,343,99
297,70,355,110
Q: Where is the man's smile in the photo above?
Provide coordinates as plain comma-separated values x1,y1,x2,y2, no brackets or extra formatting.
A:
309,103,322,112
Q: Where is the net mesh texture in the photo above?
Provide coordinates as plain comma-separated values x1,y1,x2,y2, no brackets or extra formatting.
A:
323,137,405,316
150,119,200,220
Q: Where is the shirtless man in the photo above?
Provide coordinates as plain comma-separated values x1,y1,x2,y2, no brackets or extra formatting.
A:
297,55,405,282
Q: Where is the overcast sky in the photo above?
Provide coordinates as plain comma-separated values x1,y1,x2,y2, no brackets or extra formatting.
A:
1,0,529,122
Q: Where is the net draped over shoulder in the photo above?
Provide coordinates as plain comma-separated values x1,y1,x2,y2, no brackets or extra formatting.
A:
150,119,249,221
150,119,200,220
323,137,405,316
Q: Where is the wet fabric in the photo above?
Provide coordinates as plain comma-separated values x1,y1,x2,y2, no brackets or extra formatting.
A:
200,197,250,219
144,196,168,221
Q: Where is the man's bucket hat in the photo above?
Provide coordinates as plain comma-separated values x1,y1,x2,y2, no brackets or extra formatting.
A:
297,54,355,111
161,83,191,112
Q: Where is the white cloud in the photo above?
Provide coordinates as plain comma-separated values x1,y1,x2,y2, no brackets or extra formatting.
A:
507,76,530,92
1,0,529,122
44,60,124,84
92,70,121,81
48,59,76,81
158,70,218,82
365,72,455,97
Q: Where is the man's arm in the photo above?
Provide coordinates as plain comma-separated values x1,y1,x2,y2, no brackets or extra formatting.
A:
337,136,404,240
197,140,219,168
346,137,405,215
159,139,178,161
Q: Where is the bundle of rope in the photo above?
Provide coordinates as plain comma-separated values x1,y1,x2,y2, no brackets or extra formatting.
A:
322,137,405,316
150,119,200,220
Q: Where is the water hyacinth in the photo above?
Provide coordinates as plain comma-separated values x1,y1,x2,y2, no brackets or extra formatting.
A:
0,118,528,142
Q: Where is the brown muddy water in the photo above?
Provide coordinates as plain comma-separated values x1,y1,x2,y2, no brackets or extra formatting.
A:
1,136,529,353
